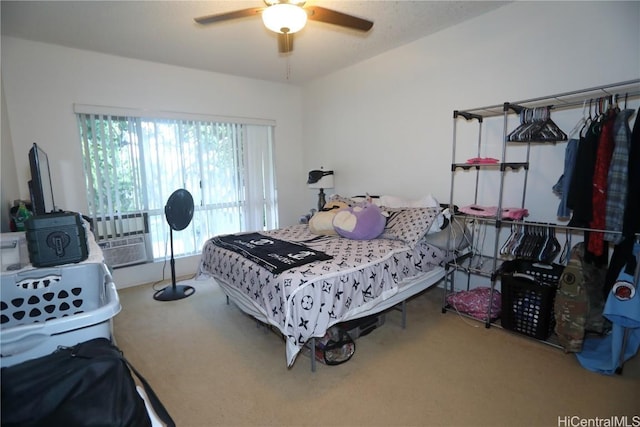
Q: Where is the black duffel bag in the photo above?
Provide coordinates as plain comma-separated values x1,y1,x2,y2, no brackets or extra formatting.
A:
1,338,174,427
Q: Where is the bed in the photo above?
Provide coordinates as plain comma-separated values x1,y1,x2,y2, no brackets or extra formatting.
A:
197,197,458,368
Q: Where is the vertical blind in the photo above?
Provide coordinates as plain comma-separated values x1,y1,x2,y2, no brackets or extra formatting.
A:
76,110,278,260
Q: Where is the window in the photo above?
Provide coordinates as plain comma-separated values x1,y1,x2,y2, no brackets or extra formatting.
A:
76,107,278,262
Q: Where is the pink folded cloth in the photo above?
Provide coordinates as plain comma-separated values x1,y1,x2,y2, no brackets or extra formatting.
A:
465,157,500,164
501,207,529,220
459,205,498,217
459,205,528,220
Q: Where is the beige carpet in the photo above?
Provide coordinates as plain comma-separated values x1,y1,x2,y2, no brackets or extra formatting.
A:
113,277,639,427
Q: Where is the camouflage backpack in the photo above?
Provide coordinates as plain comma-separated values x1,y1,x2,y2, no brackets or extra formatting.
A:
554,242,610,352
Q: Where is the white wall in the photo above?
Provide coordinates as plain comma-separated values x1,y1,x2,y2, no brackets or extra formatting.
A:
302,1,640,223
2,1,639,288
1,80,19,233
1,37,304,287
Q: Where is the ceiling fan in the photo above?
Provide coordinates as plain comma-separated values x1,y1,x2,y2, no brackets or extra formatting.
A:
194,0,374,53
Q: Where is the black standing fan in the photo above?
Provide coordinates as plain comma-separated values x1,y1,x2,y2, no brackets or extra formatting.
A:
154,189,196,301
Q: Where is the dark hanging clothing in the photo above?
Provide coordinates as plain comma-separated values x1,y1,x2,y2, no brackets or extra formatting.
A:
568,120,601,228
553,138,579,219
604,109,635,244
588,109,617,256
604,107,640,296
623,107,640,235
605,236,636,297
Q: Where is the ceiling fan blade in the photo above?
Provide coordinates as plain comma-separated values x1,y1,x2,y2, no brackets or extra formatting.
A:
278,33,294,53
305,6,373,32
194,7,263,25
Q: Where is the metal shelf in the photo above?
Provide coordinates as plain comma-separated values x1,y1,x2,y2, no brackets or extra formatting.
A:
451,162,528,171
447,253,503,279
454,79,640,119
442,79,640,353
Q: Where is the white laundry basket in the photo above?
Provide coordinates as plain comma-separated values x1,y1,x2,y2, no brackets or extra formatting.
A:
1,262,121,367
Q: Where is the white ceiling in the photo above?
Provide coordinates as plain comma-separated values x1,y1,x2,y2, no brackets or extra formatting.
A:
1,1,508,85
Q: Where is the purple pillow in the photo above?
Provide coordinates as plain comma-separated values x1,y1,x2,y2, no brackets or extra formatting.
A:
332,202,386,240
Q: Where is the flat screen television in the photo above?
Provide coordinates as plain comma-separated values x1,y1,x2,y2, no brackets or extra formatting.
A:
28,142,56,215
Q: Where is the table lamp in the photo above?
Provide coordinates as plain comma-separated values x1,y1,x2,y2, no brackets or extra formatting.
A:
307,169,334,211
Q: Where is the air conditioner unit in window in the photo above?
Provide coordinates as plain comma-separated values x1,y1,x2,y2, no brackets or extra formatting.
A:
93,212,152,269
98,234,151,269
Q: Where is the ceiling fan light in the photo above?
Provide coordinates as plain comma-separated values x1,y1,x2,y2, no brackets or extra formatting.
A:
262,4,307,34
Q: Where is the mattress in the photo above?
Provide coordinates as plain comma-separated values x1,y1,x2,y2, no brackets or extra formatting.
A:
198,224,447,366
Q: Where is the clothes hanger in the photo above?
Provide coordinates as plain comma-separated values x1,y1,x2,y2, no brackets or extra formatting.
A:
537,107,567,142
512,224,528,257
509,106,567,142
511,223,528,257
538,226,561,263
536,225,550,261
612,94,621,113
515,223,537,258
510,107,543,142
508,108,532,142
568,100,588,139
524,224,538,258
500,223,519,256
580,98,594,138
590,96,607,135
559,228,571,265
533,225,548,259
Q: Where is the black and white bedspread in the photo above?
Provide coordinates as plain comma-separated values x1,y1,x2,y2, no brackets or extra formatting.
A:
198,224,446,366
208,232,333,274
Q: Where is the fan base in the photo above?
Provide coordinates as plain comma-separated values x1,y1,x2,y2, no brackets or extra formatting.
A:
153,284,196,301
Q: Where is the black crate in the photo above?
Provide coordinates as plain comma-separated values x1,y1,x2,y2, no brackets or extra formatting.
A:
500,260,563,340
499,259,564,284
25,212,88,268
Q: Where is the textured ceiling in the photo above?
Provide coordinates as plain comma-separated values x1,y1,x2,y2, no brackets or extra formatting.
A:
1,1,508,85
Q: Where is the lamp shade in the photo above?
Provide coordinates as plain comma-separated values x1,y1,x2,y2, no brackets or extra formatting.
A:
307,170,334,189
262,3,308,34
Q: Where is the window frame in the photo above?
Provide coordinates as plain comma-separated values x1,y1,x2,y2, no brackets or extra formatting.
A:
75,104,278,263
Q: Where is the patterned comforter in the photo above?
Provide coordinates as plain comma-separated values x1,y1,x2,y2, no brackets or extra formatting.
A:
198,224,446,366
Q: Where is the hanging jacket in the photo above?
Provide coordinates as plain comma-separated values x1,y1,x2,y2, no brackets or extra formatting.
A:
623,107,640,235
554,242,610,352
576,241,640,375
604,109,634,244
567,121,600,228
606,108,640,295
553,138,579,219
588,109,617,255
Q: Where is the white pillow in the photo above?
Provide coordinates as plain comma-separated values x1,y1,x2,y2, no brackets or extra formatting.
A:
350,194,383,207
380,207,441,248
379,194,439,209
346,194,439,209
377,194,446,234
